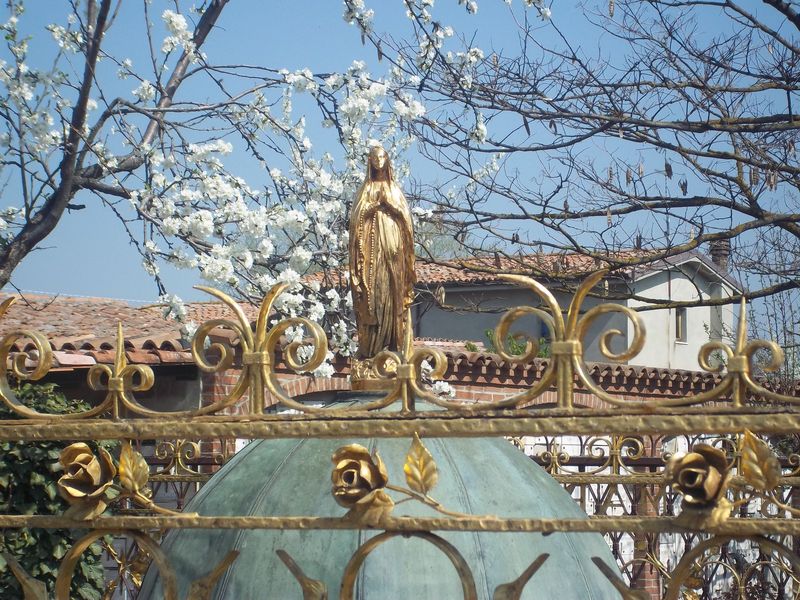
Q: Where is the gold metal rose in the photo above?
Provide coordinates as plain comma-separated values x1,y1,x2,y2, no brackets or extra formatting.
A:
330,435,472,526
666,444,733,528
57,442,190,521
331,444,394,525
58,442,117,520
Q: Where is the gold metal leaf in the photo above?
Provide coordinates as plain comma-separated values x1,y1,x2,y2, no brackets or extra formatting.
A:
0,296,14,319
740,430,780,491
591,557,649,600
119,442,150,494
277,550,328,600
493,553,549,600
404,433,438,495
186,551,239,600
344,488,395,526
1,552,49,600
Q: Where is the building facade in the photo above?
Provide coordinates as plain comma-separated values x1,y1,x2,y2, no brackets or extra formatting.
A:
413,249,740,371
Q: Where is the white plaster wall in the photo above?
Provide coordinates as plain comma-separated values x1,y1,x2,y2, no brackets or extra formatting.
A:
627,265,735,371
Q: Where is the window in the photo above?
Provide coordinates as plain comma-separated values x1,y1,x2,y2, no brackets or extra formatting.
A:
675,307,687,343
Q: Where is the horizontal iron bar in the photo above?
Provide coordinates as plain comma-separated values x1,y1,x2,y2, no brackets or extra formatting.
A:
551,474,800,485
0,514,798,535
2,410,800,440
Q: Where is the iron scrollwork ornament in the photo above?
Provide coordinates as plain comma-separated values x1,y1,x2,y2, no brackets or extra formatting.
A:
57,442,189,520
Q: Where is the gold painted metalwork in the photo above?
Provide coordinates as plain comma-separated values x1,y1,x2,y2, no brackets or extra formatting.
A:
338,531,477,600
538,435,648,476
536,441,571,474
675,547,800,600
403,431,439,494
0,296,60,419
3,265,800,598
330,435,470,525
331,443,394,525
1,270,799,422
3,512,800,535
3,409,800,440
192,283,326,414
153,439,206,475
5,529,239,600
278,531,479,600
666,443,733,529
0,317,155,419
664,536,800,600
280,532,555,600
665,430,800,533
57,442,117,520
493,554,550,600
349,355,395,391
276,550,328,600
1,551,48,599
101,536,154,598
592,557,650,600
56,442,187,520
491,270,645,409
87,323,155,418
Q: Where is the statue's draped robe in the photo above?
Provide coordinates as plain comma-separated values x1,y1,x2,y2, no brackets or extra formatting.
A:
348,177,415,358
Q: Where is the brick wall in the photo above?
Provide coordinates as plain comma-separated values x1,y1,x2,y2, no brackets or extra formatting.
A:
196,355,717,412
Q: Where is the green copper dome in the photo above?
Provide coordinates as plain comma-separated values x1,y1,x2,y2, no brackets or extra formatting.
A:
139,403,621,599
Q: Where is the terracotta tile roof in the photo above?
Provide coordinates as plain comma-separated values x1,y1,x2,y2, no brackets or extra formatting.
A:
301,252,626,287
180,300,260,324
412,253,608,286
0,294,166,342
0,293,259,367
413,249,743,289
0,293,261,349
304,249,739,289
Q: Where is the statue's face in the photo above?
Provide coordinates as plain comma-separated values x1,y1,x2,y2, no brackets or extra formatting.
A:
369,148,388,174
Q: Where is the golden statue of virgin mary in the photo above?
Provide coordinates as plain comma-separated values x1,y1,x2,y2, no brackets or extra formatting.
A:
348,146,415,383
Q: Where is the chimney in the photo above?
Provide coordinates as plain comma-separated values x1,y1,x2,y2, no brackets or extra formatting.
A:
709,239,730,272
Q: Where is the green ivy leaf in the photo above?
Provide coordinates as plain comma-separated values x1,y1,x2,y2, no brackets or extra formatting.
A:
0,384,108,599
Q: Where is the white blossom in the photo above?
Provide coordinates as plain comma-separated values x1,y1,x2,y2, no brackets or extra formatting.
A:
161,10,195,55
432,380,456,398
278,268,301,287
393,93,426,120
132,80,155,102
186,210,215,239
289,246,313,271
198,254,236,284
471,113,487,143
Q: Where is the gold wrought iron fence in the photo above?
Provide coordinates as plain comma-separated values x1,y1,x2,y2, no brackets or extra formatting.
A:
0,272,798,599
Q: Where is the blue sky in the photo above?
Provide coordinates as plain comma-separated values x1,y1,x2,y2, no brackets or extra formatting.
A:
3,0,647,302
8,1,374,301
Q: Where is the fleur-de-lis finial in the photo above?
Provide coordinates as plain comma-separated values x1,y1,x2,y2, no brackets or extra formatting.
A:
87,322,154,418
488,269,645,409
697,298,796,407
191,283,328,414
